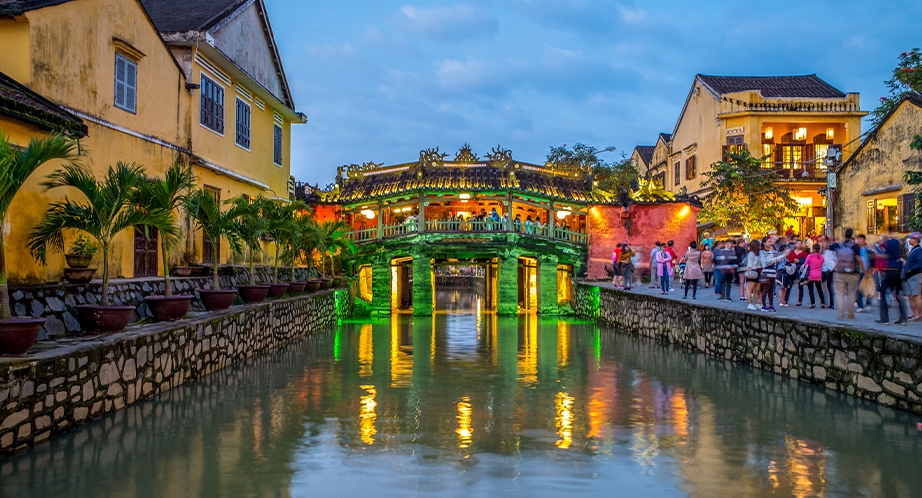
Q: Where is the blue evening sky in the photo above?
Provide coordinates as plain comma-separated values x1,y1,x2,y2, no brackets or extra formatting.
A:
265,0,922,186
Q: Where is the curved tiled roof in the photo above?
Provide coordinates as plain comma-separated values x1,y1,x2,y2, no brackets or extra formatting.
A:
313,162,608,205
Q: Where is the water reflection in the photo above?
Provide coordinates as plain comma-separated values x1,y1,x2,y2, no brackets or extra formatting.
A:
1,293,921,497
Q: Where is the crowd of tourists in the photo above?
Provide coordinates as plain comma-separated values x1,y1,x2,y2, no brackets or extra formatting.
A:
611,228,922,325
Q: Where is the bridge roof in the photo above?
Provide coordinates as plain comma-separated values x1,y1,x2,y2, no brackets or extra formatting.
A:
303,145,611,205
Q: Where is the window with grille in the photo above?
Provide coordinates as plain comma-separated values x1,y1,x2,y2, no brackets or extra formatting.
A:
200,75,224,134
673,162,680,186
685,155,696,180
114,54,137,113
235,98,250,149
273,124,283,165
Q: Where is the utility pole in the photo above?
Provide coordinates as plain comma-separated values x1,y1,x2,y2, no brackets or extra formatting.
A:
824,146,842,238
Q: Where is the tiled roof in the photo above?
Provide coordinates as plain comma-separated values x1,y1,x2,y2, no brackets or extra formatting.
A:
0,0,73,16
0,71,85,136
312,163,606,205
697,74,846,99
138,0,245,33
658,133,672,143
633,146,655,165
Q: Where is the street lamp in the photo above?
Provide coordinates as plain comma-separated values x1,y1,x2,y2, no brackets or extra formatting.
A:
823,146,843,237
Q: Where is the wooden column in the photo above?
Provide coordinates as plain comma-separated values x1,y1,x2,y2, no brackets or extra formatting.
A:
548,201,555,238
506,192,514,232
376,199,384,239
418,193,426,233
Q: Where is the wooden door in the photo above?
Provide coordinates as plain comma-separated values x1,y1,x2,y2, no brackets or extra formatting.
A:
134,227,158,277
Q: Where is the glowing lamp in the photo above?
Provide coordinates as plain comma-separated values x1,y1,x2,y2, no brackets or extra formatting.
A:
678,206,690,217
794,127,807,141
764,127,773,140
556,210,572,219
360,209,376,219
826,127,835,140
459,193,471,200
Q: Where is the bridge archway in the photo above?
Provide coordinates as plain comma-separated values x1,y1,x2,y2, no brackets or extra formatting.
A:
432,258,497,312
390,256,413,313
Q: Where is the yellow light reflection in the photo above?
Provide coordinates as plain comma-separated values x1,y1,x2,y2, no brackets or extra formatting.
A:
359,385,377,445
518,315,538,385
555,392,575,449
670,389,688,440
557,321,569,367
768,435,828,498
456,396,473,449
358,324,373,377
390,320,413,388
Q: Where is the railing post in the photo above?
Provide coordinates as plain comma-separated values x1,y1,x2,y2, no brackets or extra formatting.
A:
506,192,513,232
418,193,426,233
376,200,384,240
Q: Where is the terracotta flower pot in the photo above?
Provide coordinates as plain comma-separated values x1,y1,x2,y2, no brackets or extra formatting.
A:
65,254,94,269
64,267,96,284
172,267,193,277
305,280,321,293
145,295,193,321
198,289,237,310
318,278,333,290
0,317,45,357
266,283,289,298
75,305,135,333
286,282,306,295
332,276,344,288
188,266,205,277
237,285,270,304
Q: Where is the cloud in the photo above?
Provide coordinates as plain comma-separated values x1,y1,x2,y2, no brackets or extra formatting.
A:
399,4,499,41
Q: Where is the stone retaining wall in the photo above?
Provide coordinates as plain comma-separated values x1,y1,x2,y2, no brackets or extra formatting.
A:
572,283,922,415
0,289,348,456
10,266,316,338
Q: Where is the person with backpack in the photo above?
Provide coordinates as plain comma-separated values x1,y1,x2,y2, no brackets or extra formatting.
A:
714,240,738,303
832,229,863,321
875,237,909,325
901,232,922,320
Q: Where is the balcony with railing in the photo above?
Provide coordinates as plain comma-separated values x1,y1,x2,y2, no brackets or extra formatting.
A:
347,220,588,246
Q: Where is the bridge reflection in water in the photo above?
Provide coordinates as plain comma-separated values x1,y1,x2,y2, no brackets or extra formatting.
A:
2,292,919,497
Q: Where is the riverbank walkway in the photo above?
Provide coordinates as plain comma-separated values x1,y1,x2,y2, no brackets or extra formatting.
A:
590,279,922,342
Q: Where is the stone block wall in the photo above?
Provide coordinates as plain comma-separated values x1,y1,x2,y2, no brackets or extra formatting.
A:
572,283,922,415
10,266,314,338
0,289,346,456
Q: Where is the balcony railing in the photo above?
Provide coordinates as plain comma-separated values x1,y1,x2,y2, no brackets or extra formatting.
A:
765,164,828,181
347,221,587,245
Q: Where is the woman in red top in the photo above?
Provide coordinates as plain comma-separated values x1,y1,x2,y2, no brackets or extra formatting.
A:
786,240,809,306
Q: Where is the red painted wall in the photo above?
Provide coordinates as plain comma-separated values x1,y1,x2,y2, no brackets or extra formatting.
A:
587,203,700,279
312,205,341,225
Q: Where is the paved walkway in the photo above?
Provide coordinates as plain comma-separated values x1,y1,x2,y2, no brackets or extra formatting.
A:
592,279,922,342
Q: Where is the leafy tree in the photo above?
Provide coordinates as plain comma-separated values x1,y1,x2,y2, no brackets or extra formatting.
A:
261,198,307,283
317,219,354,277
546,143,638,194
871,49,922,127
29,163,174,307
133,163,195,297
227,196,268,286
0,133,81,318
699,150,797,236
903,139,922,231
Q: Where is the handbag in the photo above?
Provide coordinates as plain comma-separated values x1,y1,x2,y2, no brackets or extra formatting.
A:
860,272,876,299
744,269,759,280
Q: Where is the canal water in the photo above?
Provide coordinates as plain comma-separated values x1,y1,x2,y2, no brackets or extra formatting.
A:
1,290,920,497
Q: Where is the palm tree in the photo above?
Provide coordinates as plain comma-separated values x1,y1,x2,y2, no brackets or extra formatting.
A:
28,162,174,307
133,163,195,297
283,209,319,282
317,219,354,277
185,188,244,290
227,196,267,286
0,133,81,319
262,199,306,283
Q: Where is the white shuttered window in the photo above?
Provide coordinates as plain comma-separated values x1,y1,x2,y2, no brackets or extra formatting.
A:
114,54,137,113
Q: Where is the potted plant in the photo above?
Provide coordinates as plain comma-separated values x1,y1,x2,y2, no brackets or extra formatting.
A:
28,162,173,333
318,219,354,289
135,163,195,321
185,188,244,310
0,134,80,355
299,216,323,293
63,235,98,284
227,196,273,303
263,198,306,296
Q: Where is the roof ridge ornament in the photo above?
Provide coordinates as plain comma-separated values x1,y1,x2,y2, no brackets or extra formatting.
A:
486,145,513,167
419,147,448,169
629,177,676,202
454,143,480,163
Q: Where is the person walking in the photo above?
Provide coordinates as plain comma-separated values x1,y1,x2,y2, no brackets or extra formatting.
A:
682,241,703,299
649,242,662,288
855,234,871,312
665,240,678,291
742,241,763,310
803,244,826,308
902,232,922,320
821,238,837,310
714,240,738,303
655,244,674,295
786,240,809,306
612,243,623,288
832,231,862,322
876,238,909,325
700,244,714,289
619,242,635,290
734,238,747,301
759,239,788,311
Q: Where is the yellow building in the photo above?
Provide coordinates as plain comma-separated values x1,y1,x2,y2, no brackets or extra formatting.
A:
641,74,867,236
835,93,922,241
0,0,304,283
633,133,672,188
